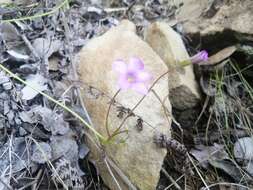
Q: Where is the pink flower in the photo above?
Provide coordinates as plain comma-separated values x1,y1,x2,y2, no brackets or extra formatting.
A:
112,57,151,94
190,50,208,64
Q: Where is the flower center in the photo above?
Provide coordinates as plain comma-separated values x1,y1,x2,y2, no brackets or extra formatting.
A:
127,73,136,83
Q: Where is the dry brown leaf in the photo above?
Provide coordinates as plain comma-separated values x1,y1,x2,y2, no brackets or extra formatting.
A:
199,46,237,66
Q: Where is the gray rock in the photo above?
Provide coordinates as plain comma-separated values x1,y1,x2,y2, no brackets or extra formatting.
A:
177,0,253,36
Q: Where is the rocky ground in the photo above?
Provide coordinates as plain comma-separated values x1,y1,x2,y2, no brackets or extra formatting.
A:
0,0,253,189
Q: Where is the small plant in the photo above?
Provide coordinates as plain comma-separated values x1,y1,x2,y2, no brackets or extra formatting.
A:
106,53,210,141
105,57,152,141
180,50,209,66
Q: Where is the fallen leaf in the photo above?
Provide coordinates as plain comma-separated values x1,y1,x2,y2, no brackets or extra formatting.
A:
50,135,78,162
21,74,48,100
200,74,217,96
52,158,85,189
32,142,52,164
190,143,229,168
0,137,31,173
79,144,90,159
245,161,253,176
0,22,20,42
36,106,69,135
19,111,34,123
32,38,62,58
234,137,253,160
199,46,236,66
22,105,70,135
7,50,29,60
0,169,9,190
210,159,249,183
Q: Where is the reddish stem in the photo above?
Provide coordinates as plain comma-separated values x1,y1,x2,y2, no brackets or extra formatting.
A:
105,89,121,138
108,70,169,141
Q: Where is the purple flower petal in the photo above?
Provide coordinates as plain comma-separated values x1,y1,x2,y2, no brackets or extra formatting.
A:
112,60,127,74
112,57,151,95
136,71,151,82
118,75,131,90
191,50,209,64
199,50,208,61
128,57,144,72
132,82,148,95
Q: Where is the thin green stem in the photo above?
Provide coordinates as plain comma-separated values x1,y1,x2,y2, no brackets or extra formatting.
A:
0,63,106,141
179,60,191,67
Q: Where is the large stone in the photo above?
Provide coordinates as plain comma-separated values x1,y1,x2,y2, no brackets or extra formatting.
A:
79,20,171,190
177,0,253,36
145,22,201,110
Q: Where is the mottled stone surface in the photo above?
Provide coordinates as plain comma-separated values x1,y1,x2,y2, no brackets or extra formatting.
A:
177,0,253,36
145,22,201,110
